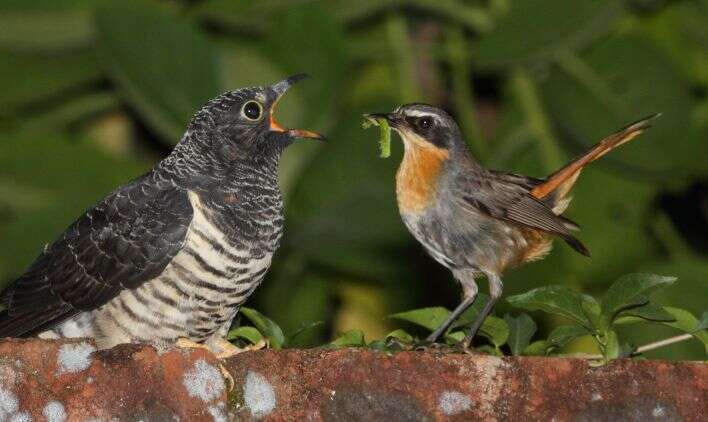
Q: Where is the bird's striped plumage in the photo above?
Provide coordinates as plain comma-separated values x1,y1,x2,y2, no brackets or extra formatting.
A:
0,76,321,352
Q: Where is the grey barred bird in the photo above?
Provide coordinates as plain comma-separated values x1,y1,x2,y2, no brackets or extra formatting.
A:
365,105,657,348
0,75,324,357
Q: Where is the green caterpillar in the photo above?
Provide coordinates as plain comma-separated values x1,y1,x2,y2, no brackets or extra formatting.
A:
362,116,391,158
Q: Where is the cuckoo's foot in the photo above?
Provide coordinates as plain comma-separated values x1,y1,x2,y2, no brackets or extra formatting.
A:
175,338,235,392
211,337,268,359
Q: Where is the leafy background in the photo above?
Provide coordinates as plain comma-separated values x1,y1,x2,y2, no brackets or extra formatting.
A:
0,0,706,360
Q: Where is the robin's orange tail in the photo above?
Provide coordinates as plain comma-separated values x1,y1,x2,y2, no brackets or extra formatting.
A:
531,114,660,201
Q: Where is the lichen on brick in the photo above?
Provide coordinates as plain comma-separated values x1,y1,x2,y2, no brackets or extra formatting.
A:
57,342,96,374
43,401,66,422
208,403,227,422
9,412,31,422
243,371,276,417
438,391,472,416
0,386,19,419
182,359,225,402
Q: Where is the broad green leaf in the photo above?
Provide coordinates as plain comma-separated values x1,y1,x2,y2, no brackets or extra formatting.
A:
389,307,450,332
227,326,264,344
0,1,94,52
286,321,325,346
697,311,708,332
507,286,590,327
330,329,365,348
475,345,501,356
542,35,705,178
548,325,590,348
385,329,414,344
478,316,509,348
601,273,676,319
367,340,387,351
471,0,622,68
581,295,607,333
240,307,285,349
94,1,219,142
445,330,465,344
504,313,537,355
620,303,676,323
662,307,708,353
523,340,553,356
19,92,119,135
0,50,102,110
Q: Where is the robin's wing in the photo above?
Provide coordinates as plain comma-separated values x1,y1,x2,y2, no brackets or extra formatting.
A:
0,175,193,337
455,173,590,256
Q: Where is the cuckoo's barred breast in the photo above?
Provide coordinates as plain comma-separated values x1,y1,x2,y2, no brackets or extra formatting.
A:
41,189,283,348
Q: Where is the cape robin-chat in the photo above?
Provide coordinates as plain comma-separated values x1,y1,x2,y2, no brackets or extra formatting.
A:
365,104,658,348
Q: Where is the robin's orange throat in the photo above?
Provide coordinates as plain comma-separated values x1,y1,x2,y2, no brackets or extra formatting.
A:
396,142,449,213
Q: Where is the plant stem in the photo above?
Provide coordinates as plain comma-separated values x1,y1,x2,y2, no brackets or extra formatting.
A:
635,333,694,354
509,68,564,172
580,333,695,360
446,26,487,161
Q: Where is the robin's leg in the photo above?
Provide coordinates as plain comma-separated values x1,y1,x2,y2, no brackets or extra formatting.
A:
426,270,479,343
461,272,503,349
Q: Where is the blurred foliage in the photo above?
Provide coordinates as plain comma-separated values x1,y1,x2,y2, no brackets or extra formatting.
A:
0,0,706,360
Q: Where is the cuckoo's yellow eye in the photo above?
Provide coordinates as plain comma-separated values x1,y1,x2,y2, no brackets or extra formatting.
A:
242,101,263,121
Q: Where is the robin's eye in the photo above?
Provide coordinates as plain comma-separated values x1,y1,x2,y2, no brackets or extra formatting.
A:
418,117,433,130
242,101,263,121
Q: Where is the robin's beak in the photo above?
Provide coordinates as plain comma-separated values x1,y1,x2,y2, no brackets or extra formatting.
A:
363,112,405,129
269,74,326,141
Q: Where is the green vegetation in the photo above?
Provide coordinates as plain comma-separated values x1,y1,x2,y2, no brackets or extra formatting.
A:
0,0,706,360
230,273,707,363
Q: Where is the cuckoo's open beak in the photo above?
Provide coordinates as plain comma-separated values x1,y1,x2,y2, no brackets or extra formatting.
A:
270,74,326,141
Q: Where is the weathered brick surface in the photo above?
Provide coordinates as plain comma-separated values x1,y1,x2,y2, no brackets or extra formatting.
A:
0,339,706,421
0,338,228,421
224,349,707,421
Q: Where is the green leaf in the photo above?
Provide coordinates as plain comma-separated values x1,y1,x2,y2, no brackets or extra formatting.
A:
239,307,285,349
0,50,102,110
471,0,622,68
507,285,590,327
581,295,607,333
385,329,414,344
478,316,509,348
330,329,365,348
548,325,590,348
0,1,94,52
286,321,325,346
227,326,263,344
389,307,450,332
662,307,708,352
504,313,536,355
697,311,708,332
542,35,705,179
94,1,219,142
523,340,553,356
620,303,676,322
601,273,676,320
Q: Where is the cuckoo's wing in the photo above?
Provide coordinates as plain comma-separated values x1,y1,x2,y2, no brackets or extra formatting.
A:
455,173,590,256
0,175,193,337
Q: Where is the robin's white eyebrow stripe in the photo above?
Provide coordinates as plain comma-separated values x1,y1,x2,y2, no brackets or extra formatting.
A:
404,110,436,118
